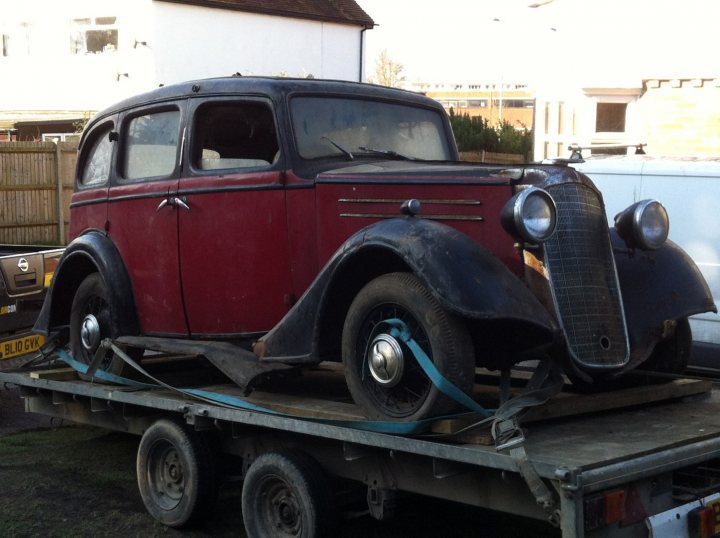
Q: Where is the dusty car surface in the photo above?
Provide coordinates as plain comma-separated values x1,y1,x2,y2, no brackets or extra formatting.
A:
35,77,715,421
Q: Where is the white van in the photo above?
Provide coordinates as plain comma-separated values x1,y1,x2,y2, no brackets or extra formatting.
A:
573,156,720,372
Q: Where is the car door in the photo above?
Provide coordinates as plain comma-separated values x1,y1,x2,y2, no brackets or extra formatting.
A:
177,97,293,337
106,102,188,336
70,116,117,240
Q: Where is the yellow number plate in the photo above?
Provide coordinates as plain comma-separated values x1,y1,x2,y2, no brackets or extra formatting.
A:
0,334,45,360
709,497,720,534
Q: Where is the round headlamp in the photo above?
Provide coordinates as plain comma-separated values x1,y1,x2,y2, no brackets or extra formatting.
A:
501,187,557,244
614,199,669,250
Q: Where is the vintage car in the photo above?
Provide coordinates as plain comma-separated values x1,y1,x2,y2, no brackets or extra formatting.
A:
34,77,715,421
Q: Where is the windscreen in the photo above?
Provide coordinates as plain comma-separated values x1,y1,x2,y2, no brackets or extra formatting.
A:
291,96,452,161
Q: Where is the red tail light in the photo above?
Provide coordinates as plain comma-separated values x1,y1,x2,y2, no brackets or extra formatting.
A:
688,505,717,538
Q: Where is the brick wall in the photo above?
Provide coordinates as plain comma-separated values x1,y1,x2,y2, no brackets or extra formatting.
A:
639,79,720,157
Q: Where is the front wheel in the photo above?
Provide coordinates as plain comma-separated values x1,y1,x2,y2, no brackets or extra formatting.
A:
341,272,475,421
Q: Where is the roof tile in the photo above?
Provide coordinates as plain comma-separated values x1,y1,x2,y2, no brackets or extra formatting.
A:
156,0,375,27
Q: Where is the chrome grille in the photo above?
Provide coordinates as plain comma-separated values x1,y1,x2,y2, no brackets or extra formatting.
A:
543,183,629,369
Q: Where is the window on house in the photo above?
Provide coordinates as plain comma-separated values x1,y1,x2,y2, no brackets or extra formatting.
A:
191,102,279,171
5,23,33,56
596,102,627,132
467,99,488,108
123,110,181,180
71,16,118,54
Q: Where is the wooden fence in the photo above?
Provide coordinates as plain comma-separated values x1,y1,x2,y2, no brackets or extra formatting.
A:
0,143,523,246
0,141,77,245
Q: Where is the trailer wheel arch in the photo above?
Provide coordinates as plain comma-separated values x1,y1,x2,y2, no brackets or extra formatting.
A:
136,418,218,528
242,449,336,538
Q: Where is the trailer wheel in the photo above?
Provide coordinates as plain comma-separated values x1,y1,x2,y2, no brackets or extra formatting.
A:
342,272,474,421
69,272,138,378
242,450,335,538
136,419,217,528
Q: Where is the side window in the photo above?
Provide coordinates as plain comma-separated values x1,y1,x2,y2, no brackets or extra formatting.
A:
123,109,181,180
79,124,114,187
192,102,279,172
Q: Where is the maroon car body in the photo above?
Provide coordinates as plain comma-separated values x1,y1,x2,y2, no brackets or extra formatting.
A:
35,77,715,420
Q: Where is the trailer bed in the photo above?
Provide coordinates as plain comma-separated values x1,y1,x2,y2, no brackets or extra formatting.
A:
2,360,719,537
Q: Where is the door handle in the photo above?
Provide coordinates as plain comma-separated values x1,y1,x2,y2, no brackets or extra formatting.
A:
156,197,190,212
173,196,190,210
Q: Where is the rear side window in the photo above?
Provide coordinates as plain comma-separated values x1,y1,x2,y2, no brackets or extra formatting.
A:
191,102,279,172
123,110,181,180
80,124,113,187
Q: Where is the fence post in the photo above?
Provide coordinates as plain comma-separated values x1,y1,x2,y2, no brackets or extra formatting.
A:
54,142,65,244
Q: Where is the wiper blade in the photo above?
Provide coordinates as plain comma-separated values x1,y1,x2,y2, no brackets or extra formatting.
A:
321,136,354,160
357,146,417,161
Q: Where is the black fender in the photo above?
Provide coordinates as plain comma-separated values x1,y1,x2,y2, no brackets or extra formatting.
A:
257,217,558,362
33,231,140,339
612,229,716,369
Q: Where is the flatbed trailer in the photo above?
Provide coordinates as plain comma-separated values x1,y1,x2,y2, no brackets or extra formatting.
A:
1,355,720,538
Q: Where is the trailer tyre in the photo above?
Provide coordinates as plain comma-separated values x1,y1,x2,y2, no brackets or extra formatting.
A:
136,419,217,528
242,450,335,538
342,272,475,421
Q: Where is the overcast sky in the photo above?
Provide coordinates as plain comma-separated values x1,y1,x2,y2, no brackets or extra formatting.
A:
356,0,720,86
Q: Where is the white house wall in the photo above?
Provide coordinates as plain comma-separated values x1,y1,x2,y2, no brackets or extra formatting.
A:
151,2,363,85
0,0,156,113
0,0,365,119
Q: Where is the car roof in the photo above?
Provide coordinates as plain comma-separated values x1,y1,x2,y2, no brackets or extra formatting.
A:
92,76,443,120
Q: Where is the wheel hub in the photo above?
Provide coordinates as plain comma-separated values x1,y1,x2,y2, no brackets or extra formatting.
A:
80,314,101,352
368,333,404,387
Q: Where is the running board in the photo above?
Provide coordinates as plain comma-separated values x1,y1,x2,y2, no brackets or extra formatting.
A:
116,336,296,393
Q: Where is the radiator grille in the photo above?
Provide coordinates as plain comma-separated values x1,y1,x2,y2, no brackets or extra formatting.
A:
544,183,629,368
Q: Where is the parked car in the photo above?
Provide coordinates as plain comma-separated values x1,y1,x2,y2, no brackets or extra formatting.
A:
0,246,63,364
34,77,715,420
572,155,720,374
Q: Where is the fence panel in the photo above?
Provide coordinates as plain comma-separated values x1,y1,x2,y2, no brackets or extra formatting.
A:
0,143,522,245
0,141,77,245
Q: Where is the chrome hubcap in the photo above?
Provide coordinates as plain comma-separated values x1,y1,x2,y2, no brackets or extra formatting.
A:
80,314,101,351
368,334,404,387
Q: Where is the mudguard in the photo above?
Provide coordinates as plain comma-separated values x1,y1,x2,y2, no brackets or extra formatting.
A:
33,231,139,339
612,229,716,369
257,217,559,362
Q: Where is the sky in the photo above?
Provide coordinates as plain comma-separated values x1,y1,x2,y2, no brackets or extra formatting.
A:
355,0,720,86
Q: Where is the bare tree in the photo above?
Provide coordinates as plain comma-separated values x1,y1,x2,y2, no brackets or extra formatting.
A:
369,49,405,88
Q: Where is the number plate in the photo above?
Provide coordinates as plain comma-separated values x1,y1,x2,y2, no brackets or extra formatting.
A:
0,333,45,360
709,497,720,534
647,491,720,537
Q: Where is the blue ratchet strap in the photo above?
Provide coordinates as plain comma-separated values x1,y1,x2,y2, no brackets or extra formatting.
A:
56,346,471,435
383,318,494,418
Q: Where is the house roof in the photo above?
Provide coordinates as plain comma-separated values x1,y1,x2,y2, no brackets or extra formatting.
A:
156,0,375,28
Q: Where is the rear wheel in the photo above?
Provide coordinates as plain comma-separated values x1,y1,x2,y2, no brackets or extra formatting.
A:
69,273,138,378
341,272,474,421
